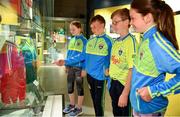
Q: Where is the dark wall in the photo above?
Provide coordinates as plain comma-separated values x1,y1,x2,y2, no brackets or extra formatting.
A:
90,0,132,9
86,0,132,38
54,0,87,18
42,0,133,37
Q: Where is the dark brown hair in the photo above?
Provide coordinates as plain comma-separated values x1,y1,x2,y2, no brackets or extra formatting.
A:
111,8,130,21
131,0,179,50
70,21,82,29
90,15,106,27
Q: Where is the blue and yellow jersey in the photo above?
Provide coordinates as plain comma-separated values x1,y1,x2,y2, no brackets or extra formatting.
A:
109,33,137,85
21,41,37,66
65,34,87,68
130,26,180,114
85,33,113,80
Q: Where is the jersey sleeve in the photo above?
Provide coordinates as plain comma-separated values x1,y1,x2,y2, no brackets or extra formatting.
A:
149,35,180,98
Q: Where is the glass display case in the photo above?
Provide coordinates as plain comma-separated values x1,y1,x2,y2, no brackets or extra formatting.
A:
0,28,45,117
0,0,46,116
0,1,85,116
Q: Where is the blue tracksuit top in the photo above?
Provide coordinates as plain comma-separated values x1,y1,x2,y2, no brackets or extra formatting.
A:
130,26,180,114
65,34,87,68
85,33,113,80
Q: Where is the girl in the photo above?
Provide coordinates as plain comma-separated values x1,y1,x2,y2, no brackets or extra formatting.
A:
55,21,87,116
130,0,180,116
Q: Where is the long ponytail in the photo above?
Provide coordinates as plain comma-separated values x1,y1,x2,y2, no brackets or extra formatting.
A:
157,1,179,50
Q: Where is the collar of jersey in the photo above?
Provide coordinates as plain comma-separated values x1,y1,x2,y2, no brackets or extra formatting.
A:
95,33,106,38
116,33,130,42
75,34,83,38
142,25,158,41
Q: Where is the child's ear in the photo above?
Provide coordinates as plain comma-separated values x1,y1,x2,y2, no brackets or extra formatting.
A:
125,19,130,27
144,13,153,24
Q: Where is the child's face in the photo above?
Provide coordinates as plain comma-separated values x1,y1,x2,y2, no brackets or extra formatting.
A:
130,8,147,33
70,24,81,36
111,15,128,34
90,21,104,35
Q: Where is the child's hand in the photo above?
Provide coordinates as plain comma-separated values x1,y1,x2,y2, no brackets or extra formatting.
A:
105,69,109,76
81,70,86,77
118,93,128,107
137,87,152,102
58,60,65,66
53,60,65,66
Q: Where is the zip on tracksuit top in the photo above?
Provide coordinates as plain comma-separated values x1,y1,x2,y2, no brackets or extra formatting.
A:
130,26,180,114
65,34,87,68
85,33,113,80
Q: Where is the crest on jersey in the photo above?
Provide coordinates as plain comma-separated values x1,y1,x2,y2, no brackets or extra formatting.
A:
99,44,104,49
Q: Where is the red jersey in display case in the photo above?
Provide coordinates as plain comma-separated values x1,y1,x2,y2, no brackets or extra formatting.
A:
0,41,26,105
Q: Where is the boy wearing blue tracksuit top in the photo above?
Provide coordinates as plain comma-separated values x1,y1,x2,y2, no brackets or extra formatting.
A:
85,15,113,116
130,0,180,116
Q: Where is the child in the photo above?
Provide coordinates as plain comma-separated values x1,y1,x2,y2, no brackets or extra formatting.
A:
109,8,137,116
129,0,180,116
55,21,87,116
85,15,112,116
